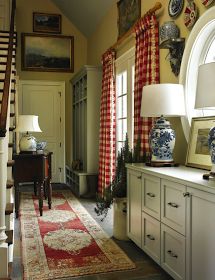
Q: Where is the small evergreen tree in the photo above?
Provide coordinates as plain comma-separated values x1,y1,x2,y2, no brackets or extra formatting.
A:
95,134,143,221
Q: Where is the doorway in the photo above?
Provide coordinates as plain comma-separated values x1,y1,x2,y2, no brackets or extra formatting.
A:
19,80,65,183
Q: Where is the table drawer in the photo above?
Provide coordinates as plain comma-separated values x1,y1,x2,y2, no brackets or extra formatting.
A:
161,224,185,280
142,174,160,220
161,179,186,235
142,212,160,264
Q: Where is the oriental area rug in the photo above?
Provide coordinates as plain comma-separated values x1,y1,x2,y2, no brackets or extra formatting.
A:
20,190,135,280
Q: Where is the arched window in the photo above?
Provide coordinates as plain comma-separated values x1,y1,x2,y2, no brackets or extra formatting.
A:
180,7,215,141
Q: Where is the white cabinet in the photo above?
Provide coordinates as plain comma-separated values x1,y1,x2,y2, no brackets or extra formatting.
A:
127,164,215,280
188,187,215,280
70,65,102,196
127,169,142,247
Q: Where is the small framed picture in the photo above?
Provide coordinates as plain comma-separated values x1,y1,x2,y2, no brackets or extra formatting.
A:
186,116,215,170
117,0,141,39
33,12,61,34
21,33,74,72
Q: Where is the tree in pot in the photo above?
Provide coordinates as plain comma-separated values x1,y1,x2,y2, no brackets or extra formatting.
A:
95,134,144,240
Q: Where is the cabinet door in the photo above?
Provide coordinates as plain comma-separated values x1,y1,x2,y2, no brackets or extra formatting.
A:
161,179,186,235
188,187,215,280
127,169,142,248
142,212,160,264
161,224,185,280
142,174,160,220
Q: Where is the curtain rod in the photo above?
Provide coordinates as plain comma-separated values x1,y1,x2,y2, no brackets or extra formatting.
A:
111,2,162,50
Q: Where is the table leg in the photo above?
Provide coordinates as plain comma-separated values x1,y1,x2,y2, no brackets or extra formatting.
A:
38,181,44,216
46,178,52,209
43,180,47,199
15,183,19,218
34,181,37,196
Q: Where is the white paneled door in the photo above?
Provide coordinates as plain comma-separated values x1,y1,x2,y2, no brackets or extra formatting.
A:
19,80,65,183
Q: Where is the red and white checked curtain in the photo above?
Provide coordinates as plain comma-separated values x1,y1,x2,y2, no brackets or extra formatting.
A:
133,14,160,155
98,49,116,195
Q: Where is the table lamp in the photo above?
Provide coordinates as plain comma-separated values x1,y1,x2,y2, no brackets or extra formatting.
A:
195,62,215,176
141,83,185,165
15,115,42,153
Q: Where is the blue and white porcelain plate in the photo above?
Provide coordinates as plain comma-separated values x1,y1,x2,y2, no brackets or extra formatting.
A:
168,0,184,18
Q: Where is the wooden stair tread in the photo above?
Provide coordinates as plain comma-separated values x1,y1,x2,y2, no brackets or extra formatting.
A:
7,160,15,167
0,54,15,58
6,180,14,189
0,62,15,66
0,89,15,93
5,230,13,246
0,70,16,74
5,203,13,215
0,78,16,83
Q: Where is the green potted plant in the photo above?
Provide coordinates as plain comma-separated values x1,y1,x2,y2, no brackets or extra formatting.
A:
95,134,144,240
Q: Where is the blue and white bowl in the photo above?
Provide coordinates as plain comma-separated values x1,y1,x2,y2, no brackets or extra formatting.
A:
36,141,47,151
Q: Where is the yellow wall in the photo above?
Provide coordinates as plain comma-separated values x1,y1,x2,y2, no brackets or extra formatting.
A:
16,0,87,164
87,0,215,164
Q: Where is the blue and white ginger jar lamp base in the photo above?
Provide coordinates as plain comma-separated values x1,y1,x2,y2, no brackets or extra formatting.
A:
150,116,175,163
208,126,215,174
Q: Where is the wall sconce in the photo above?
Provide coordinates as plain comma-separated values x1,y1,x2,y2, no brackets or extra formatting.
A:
159,21,185,76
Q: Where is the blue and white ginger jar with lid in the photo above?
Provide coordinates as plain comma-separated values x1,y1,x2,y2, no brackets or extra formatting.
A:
150,116,175,162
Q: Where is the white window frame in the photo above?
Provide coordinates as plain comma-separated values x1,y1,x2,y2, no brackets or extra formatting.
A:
180,7,215,141
115,47,135,151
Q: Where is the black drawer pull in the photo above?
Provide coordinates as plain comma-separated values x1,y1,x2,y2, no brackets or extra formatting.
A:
137,175,142,179
183,192,190,197
146,192,156,198
167,250,178,258
167,202,179,208
146,234,155,241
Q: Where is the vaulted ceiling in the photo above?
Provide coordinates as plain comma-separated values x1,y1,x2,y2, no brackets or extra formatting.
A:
52,0,116,37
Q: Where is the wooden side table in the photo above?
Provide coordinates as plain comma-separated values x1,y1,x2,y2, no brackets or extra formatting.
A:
13,152,52,218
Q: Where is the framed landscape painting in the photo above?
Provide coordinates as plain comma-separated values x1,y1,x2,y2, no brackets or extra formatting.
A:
33,12,61,33
117,0,141,39
21,33,74,72
186,116,214,170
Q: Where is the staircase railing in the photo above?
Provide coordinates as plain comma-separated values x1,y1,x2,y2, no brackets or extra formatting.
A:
0,0,16,137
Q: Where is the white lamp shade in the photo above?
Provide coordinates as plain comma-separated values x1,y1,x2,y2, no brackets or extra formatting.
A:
16,115,42,132
140,83,185,117
195,62,215,109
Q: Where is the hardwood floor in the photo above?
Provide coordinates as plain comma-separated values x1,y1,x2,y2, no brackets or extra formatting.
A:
11,184,173,280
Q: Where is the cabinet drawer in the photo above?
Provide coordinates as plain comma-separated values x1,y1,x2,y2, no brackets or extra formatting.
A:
142,212,160,264
161,179,186,235
161,224,185,280
142,174,160,220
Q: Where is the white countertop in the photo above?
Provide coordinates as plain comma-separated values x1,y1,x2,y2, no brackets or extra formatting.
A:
126,163,215,194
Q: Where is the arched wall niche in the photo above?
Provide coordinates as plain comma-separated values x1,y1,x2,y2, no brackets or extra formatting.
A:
179,6,215,142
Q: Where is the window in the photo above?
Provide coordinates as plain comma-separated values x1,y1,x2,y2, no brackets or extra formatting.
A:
115,47,135,152
180,7,215,141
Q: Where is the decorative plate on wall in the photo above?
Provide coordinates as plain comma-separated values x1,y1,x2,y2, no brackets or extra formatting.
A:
201,0,215,6
168,0,184,18
184,1,198,28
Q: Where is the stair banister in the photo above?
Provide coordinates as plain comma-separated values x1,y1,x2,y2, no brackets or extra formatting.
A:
0,0,16,277
0,0,16,137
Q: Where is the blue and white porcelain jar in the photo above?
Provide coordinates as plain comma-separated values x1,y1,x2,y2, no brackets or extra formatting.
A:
149,116,175,163
208,127,215,173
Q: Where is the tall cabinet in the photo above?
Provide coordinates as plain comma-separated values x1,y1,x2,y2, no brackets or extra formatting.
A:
69,65,102,196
